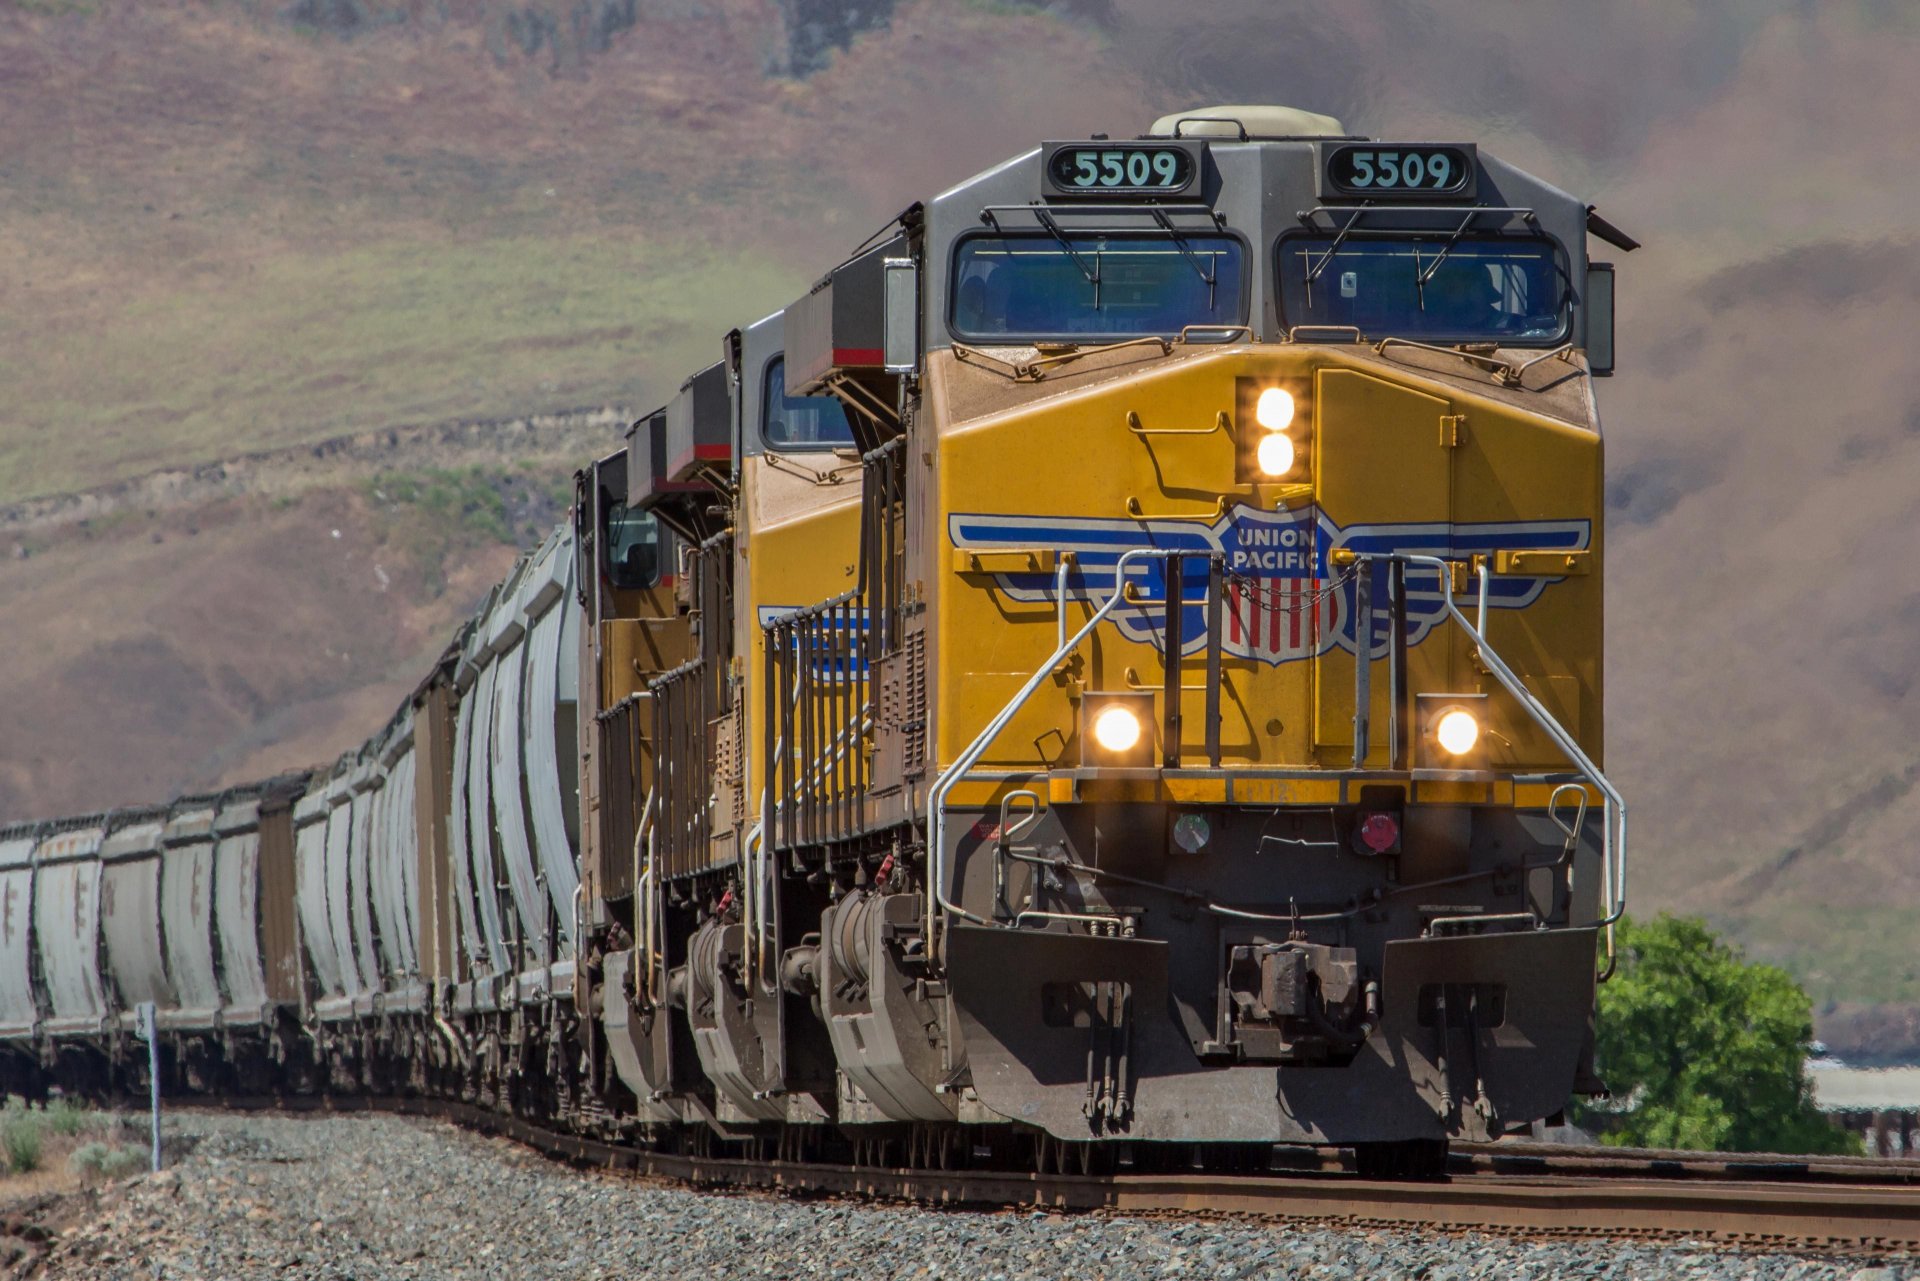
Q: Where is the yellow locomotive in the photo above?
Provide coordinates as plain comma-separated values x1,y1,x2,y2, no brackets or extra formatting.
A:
577,104,1632,1173
0,105,1628,1180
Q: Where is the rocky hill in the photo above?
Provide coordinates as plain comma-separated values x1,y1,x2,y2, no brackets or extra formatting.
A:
2,0,1919,1050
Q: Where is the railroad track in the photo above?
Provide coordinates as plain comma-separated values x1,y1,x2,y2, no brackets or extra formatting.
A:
183,1095,1920,1256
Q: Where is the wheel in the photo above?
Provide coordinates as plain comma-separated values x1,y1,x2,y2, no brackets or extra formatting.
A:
1353,1138,1450,1181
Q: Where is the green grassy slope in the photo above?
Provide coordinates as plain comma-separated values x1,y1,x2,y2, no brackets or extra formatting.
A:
0,230,794,497
0,0,1144,500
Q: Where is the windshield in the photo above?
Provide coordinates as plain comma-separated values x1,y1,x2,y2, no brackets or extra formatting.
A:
763,355,856,449
603,501,661,590
950,232,1245,342
1276,234,1567,344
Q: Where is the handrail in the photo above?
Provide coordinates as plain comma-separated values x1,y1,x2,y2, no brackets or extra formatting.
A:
753,665,811,990
1284,324,1366,344
1373,336,1584,389
1124,495,1228,521
1177,323,1252,345
933,541,1622,978
1296,203,1539,230
979,201,1225,227
1375,335,1515,378
763,597,870,855
801,713,873,791
743,821,769,992
928,548,1174,946
1389,552,1626,979
1126,408,1231,437
1021,336,1172,378
1501,343,1579,388
1055,557,1074,652
633,784,658,1005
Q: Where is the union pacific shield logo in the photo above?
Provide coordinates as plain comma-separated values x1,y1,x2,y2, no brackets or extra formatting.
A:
948,506,1589,667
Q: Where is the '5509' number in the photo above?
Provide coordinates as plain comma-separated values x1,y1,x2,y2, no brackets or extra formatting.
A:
1047,145,1195,193
1324,144,1474,198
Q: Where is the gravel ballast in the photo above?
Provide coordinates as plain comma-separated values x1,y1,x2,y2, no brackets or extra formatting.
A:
28,1111,1903,1280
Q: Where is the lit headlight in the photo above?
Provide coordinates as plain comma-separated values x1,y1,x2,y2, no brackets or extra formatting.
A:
1091,704,1143,753
1255,431,1296,477
1255,386,1296,431
1236,377,1311,487
1434,708,1480,756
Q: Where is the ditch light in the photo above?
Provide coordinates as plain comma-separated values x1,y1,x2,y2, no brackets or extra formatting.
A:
1079,691,1156,768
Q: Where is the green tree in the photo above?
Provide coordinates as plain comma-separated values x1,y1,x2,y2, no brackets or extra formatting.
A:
1577,915,1856,1154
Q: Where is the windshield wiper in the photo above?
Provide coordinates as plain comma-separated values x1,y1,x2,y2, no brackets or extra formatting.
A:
1150,207,1219,308
1411,210,1485,312
1303,208,1365,288
1031,208,1102,308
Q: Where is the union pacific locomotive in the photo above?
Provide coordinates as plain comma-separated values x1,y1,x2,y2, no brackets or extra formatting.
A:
0,106,1632,1179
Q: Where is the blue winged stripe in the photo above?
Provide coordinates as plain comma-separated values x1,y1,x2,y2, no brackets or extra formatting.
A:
949,507,1589,666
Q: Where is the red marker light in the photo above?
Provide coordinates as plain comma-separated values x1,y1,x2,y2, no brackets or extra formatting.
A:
1357,812,1400,854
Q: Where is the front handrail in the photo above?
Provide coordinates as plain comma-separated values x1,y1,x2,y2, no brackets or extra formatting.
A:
927,548,1176,946
1375,551,1627,979
930,543,1624,979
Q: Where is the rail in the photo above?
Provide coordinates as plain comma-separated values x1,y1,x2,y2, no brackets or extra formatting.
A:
175,1095,1920,1254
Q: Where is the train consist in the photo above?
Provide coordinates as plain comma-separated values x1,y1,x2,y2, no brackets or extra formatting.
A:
0,106,1633,1178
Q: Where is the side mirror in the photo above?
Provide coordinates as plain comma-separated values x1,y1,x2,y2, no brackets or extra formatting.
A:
1585,262,1615,376
883,256,918,374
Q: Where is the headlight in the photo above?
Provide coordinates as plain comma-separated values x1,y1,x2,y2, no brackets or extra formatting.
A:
1255,431,1296,476
1091,704,1143,753
1434,708,1480,756
1235,376,1311,486
1255,386,1295,431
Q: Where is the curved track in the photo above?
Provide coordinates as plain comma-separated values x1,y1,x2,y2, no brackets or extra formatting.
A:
194,1096,1920,1256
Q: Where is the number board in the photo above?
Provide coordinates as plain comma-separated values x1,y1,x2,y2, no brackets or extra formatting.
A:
1320,143,1477,200
1042,141,1204,199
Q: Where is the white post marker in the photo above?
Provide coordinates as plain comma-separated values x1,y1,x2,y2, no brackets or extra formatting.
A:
134,1001,160,1172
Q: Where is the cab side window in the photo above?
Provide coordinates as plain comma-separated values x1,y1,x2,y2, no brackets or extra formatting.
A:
602,499,661,591
763,355,855,450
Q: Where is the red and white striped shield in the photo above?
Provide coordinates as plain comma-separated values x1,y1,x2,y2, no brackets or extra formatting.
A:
1224,576,1341,663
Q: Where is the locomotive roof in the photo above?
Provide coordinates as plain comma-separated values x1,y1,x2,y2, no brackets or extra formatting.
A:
917,105,1598,355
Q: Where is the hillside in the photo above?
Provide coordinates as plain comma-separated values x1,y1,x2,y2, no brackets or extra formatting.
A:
2,0,1920,1045
0,410,612,816
0,0,1141,501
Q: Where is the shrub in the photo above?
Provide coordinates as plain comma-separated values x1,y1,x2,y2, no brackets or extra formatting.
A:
67,1142,145,1184
67,1142,109,1179
98,1146,148,1179
46,1099,90,1137
1577,915,1859,1154
4,1118,44,1174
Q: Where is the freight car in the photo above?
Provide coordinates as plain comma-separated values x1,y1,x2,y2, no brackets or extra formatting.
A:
0,106,1633,1180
